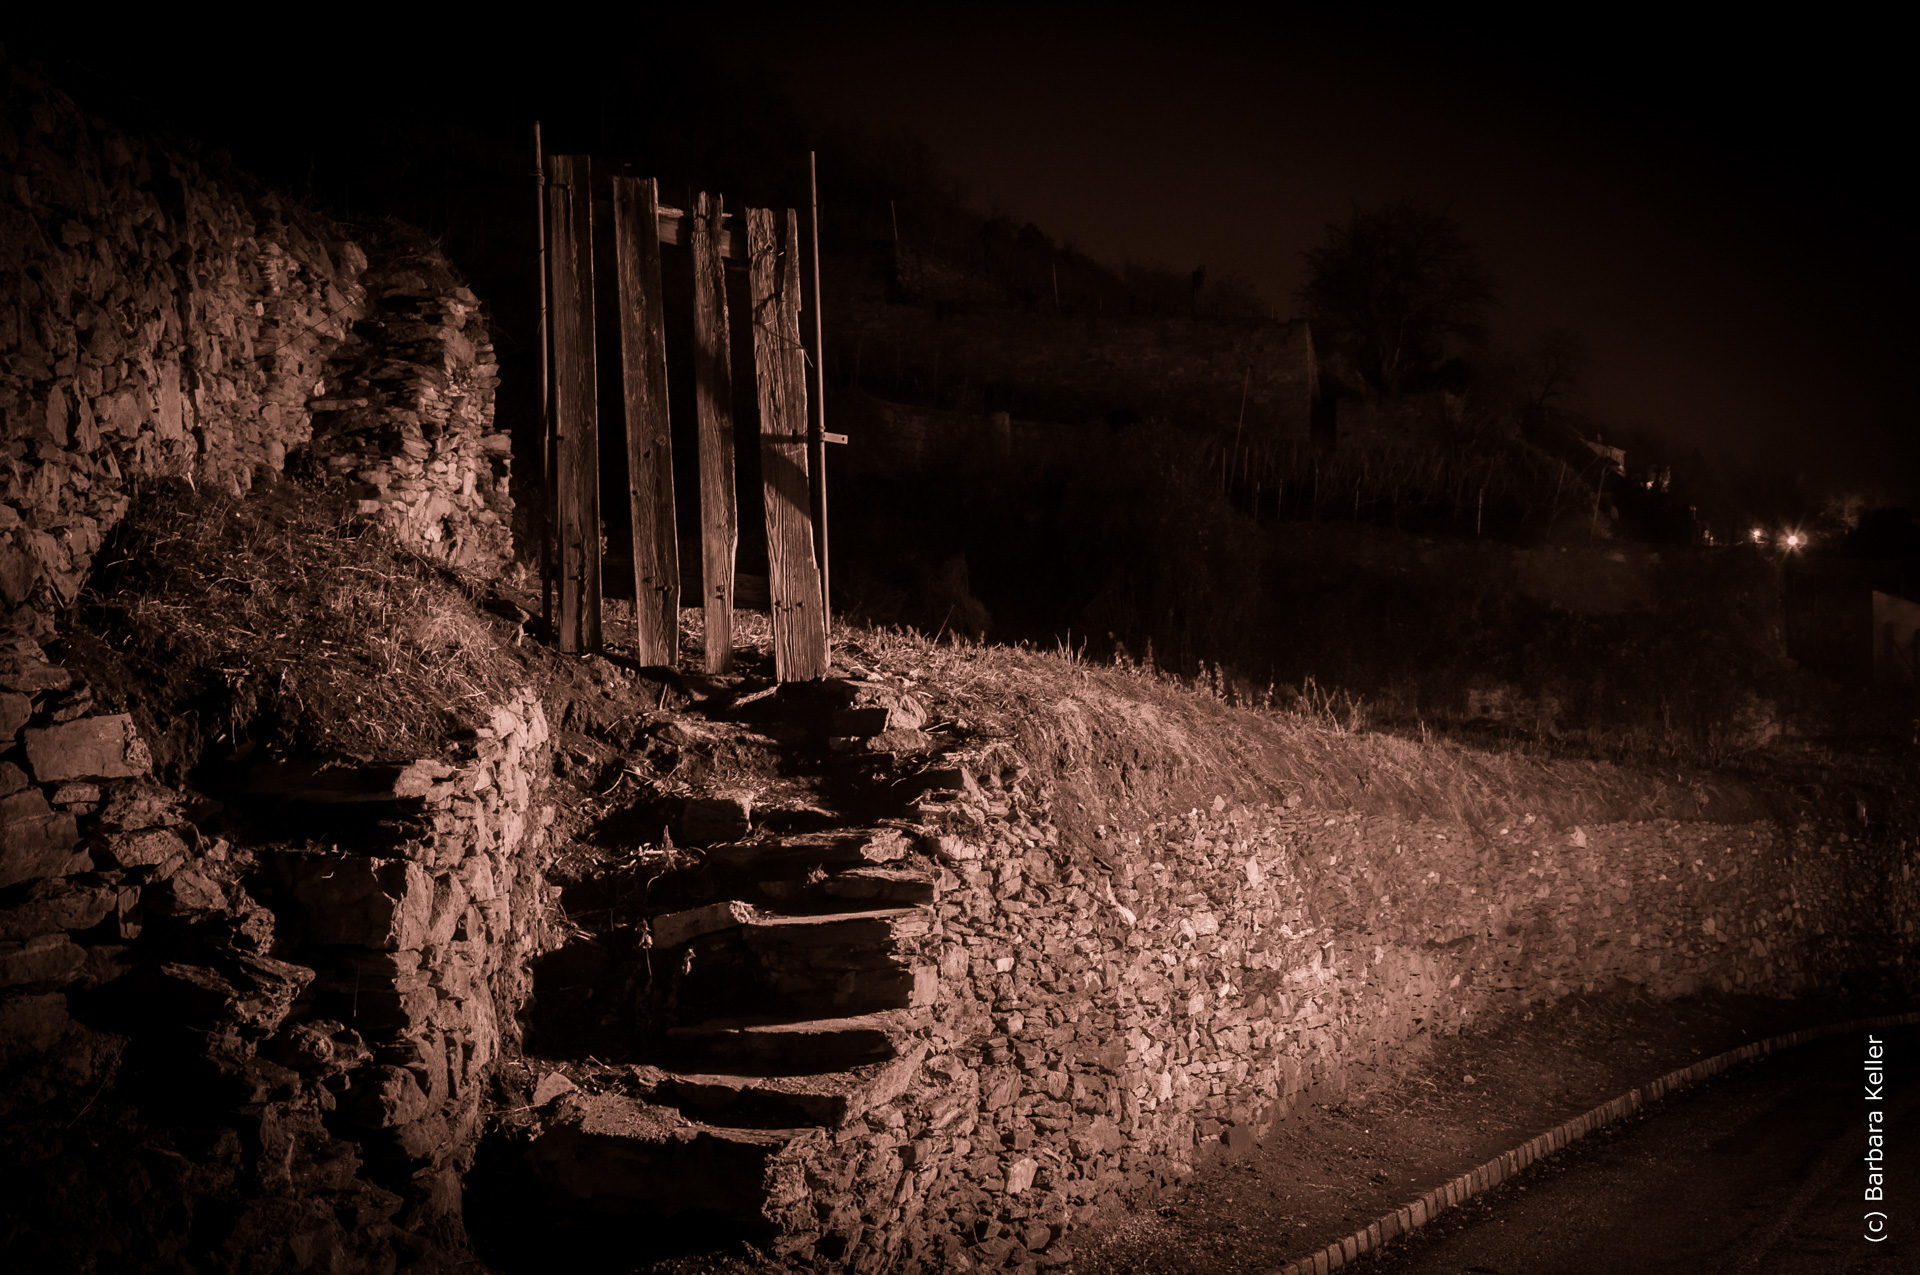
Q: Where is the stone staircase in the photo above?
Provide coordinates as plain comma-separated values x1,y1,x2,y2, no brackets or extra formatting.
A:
507,674,952,1260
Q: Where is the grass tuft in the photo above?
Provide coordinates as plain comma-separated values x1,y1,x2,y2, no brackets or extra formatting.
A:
68,478,525,775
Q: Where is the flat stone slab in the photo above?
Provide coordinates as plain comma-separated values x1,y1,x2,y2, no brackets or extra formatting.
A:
22,714,150,782
758,962,939,1017
706,827,912,875
664,1044,928,1129
819,866,937,906
245,757,458,803
529,1092,807,1225
666,1010,911,1074
743,907,931,948
681,794,753,846
651,899,756,948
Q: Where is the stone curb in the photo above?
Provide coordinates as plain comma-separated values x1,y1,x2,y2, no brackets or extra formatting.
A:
1272,1010,1920,1275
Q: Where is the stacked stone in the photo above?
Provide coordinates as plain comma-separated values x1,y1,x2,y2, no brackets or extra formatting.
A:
1,635,143,1061
2,628,554,1266
261,691,552,1222
0,59,367,630
1,58,517,644
313,256,512,573
0,633,419,1266
759,690,1917,1272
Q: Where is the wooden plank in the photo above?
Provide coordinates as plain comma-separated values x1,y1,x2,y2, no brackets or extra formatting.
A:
546,154,601,653
807,151,831,647
533,123,553,629
678,565,768,612
657,206,742,258
612,175,678,667
590,201,743,256
691,192,738,673
747,207,828,682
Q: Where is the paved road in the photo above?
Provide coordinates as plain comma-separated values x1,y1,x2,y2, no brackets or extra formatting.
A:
1356,1025,1917,1275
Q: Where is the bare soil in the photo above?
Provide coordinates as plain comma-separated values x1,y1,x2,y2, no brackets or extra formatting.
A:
1070,989,1883,1274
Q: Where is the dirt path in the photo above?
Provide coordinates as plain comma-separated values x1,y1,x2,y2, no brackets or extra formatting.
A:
1071,990,1893,1274
1359,1024,1920,1273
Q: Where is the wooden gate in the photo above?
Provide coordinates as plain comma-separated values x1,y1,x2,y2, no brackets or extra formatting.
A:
537,148,833,680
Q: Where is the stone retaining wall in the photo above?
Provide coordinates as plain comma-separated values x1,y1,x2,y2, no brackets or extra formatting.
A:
0,55,512,641
2,622,557,1268
310,233,512,572
1,58,359,628
778,690,1917,1271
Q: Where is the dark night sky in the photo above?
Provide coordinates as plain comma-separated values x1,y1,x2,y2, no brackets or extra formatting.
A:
8,7,1913,505
717,8,1913,503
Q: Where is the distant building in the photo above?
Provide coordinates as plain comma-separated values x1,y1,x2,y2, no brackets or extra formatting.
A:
1875,590,1920,685
1786,559,1920,685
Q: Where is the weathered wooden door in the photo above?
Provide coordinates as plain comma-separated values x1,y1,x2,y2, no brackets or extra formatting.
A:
611,175,677,666
746,207,828,682
544,154,601,654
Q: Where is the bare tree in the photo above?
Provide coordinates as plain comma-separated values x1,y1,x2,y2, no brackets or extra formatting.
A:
1297,199,1497,397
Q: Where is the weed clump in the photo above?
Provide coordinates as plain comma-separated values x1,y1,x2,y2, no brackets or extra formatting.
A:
67,478,525,779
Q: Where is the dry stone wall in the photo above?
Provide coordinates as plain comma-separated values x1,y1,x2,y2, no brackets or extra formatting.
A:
2,619,557,1268
773,693,1917,1272
0,60,358,628
0,55,513,639
310,237,513,571
256,692,555,1227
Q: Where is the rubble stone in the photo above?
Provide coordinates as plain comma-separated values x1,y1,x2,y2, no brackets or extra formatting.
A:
22,714,150,782
347,1064,433,1129
652,899,757,948
100,826,188,870
0,877,118,939
0,933,86,988
0,788,79,888
153,955,314,1032
682,793,753,845
0,990,68,1064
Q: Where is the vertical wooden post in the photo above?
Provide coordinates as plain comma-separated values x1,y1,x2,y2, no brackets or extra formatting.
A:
546,154,602,653
533,122,552,628
691,193,738,673
612,175,678,666
747,206,828,682
807,151,831,652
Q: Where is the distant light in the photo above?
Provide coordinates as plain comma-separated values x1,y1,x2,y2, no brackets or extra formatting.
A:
1749,527,1767,544
1782,531,1806,550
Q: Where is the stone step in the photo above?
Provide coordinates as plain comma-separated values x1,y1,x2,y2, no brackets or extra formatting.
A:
527,1092,808,1233
674,905,940,1019
659,1045,927,1129
743,906,931,950
704,827,914,879
663,1010,914,1075
742,907,936,1017
753,865,937,912
760,960,939,1017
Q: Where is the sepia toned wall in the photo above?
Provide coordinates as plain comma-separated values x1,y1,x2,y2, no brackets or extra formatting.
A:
781,683,1917,1270
0,58,511,640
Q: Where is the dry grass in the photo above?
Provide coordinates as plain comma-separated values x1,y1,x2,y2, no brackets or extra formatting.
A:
831,622,1758,834
74,478,527,766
